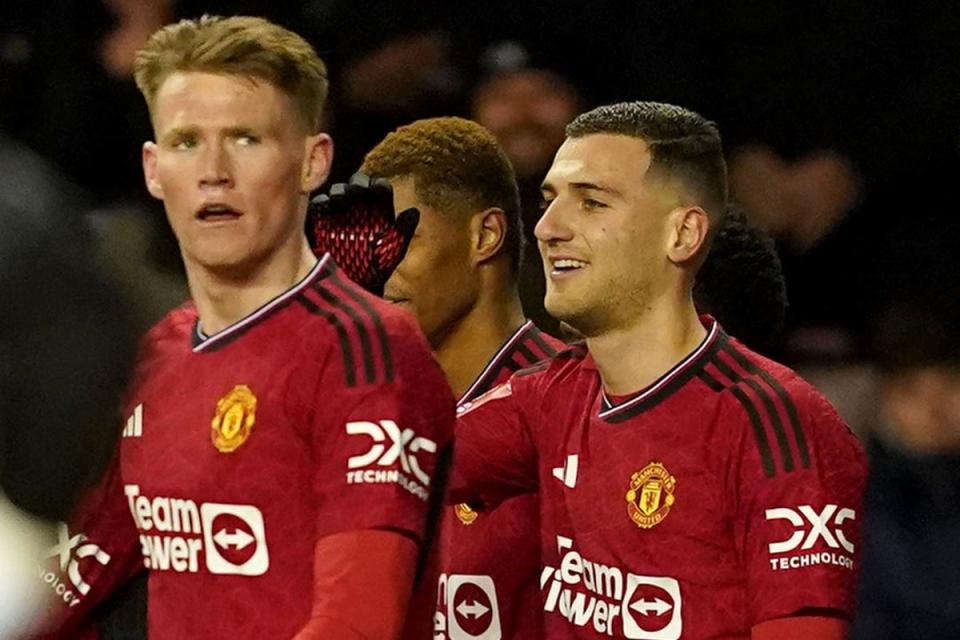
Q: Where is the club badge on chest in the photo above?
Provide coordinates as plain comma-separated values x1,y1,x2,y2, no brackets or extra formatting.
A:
211,385,257,453
626,461,677,529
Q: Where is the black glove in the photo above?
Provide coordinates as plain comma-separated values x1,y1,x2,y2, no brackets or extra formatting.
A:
309,172,419,296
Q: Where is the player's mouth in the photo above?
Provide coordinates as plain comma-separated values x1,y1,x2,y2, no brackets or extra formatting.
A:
548,257,588,279
196,203,243,224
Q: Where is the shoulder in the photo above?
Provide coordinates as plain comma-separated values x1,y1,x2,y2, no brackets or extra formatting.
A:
517,341,587,379
457,343,589,418
139,302,195,356
510,342,591,398
708,336,865,478
302,266,434,387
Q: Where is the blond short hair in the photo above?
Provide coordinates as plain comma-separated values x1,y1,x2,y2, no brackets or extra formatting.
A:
133,15,328,133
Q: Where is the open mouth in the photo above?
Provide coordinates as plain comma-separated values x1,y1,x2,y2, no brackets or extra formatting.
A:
550,258,588,274
196,204,242,222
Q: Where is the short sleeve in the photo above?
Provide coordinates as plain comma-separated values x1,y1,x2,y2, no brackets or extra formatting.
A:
732,386,867,626
36,451,144,638
447,374,539,510
311,312,455,543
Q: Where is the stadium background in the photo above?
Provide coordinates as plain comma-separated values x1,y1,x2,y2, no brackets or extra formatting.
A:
1,2,957,637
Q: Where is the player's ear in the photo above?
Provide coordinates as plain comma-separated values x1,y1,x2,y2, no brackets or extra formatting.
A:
471,207,508,267
142,141,164,200
302,133,333,193
666,205,710,265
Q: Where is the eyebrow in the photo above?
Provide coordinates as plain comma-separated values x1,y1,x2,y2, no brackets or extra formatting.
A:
160,127,197,146
541,180,624,199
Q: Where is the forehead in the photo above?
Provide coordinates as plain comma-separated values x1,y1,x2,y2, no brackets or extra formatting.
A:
152,71,290,131
544,133,652,190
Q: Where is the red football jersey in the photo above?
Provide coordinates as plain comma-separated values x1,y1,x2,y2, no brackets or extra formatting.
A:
433,321,562,640
40,256,455,639
452,317,867,639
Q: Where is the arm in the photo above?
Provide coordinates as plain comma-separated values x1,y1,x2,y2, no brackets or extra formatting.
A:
293,529,418,640
33,452,144,639
732,383,868,628
447,379,539,509
306,304,455,637
752,614,848,640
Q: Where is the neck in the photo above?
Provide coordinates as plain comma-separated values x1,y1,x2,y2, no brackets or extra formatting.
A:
587,294,706,396
435,285,526,399
188,240,317,336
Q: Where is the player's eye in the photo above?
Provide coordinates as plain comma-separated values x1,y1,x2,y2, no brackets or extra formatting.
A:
235,134,260,146
538,197,554,212
582,198,608,211
172,137,197,151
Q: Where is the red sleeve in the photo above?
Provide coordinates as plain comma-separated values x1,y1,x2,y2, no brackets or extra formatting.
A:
292,529,418,640
447,378,538,509
311,311,455,543
34,452,144,638
732,384,867,626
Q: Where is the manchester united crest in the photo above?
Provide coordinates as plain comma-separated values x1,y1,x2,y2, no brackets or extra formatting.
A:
211,385,257,453
625,461,676,529
454,503,479,525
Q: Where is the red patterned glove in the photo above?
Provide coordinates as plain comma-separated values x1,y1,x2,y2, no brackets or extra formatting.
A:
309,173,419,296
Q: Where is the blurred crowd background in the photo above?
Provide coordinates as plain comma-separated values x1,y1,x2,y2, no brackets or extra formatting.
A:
1,2,958,637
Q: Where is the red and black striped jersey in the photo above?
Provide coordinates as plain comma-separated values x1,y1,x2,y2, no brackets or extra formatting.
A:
431,321,563,640
451,316,867,639
42,256,455,640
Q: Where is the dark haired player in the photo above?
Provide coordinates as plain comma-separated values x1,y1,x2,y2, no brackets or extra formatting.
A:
450,102,866,639
314,117,795,639
315,116,564,640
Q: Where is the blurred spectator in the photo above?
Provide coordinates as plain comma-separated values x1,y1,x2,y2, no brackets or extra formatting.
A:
850,302,960,639
728,146,861,254
472,66,582,187
0,2,157,202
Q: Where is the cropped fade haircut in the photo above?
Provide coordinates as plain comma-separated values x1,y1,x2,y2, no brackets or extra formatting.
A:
133,15,328,133
362,117,524,275
566,101,728,222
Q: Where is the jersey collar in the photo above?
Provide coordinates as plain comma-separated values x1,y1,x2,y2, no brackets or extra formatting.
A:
597,316,725,422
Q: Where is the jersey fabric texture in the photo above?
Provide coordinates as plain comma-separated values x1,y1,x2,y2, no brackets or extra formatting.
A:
434,321,563,640
451,317,867,639
40,255,455,639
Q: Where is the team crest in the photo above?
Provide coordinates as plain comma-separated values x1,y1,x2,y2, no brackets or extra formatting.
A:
454,503,479,525
625,461,676,529
211,385,257,453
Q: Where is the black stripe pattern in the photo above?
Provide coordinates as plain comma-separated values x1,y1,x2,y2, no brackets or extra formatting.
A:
699,345,810,477
460,324,560,404
296,270,395,388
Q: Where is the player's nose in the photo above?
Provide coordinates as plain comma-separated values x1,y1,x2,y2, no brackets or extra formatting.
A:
535,197,574,245
198,144,233,189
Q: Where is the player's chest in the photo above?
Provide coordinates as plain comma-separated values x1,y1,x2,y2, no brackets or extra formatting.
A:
537,392,736,558
119,350,317,495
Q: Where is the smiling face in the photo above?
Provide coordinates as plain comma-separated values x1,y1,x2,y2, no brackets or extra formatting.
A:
536,134,681,335
382,177,478,346
142,71,331,279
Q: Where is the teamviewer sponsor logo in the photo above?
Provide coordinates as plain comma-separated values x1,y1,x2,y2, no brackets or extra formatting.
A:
434,574,503,640
345,420,437,501
541,536,682,639
765,504,856,571
39,524,112,608
125,485,269,576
